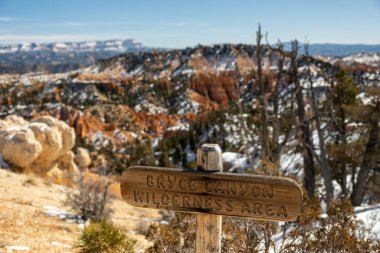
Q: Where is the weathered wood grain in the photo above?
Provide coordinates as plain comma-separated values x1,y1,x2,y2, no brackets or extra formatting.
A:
120,166,303,221
196,144,222,253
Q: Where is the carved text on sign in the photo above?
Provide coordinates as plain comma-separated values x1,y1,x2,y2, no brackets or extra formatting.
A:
121,166,303,221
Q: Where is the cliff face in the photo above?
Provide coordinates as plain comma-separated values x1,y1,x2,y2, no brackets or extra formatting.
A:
190,71,238,106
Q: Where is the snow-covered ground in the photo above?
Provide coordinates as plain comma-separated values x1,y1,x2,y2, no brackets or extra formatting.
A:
4,245,30,251
222,151,249,172
355,204,380,240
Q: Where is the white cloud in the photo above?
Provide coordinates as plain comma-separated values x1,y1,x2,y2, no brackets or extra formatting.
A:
0,17,16,22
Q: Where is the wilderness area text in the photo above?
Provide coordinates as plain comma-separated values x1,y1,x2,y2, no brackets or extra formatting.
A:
132,174,288,217
133,189,288,217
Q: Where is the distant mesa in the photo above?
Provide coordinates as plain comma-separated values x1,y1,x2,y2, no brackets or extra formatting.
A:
1,39,380,74
0,39,152,74
0,39,144,54
281,42,380,57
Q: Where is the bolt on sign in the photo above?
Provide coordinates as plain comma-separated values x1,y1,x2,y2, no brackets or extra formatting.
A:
121,166,302,221
121,144,303,253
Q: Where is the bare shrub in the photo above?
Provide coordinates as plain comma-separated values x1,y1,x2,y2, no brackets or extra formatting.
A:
223,217,276,252
145,198,380,253
145,212,196,253
65,167,113,221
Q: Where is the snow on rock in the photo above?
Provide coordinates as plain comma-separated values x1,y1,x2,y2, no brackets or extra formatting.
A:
166,122,189,131
134,102,168,114
342,53,380,66
357,91,376,105
92,131,104,147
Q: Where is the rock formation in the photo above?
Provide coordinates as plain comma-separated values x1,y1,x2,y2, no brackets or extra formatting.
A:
76,147,91,169
0,115,78,181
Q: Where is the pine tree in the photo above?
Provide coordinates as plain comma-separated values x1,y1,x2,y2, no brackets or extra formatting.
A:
348,87,380,205
173,145,182,165
129,140,156,166
189,129,196,151
326,69,359,196
159,149,172,168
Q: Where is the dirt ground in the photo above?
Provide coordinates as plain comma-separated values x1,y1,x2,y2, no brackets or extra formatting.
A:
0,169,160,253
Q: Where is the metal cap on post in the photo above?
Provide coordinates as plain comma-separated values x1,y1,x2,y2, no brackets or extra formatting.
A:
196,143,222,253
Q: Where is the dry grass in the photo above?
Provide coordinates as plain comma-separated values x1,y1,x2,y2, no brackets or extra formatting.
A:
0,168,161,253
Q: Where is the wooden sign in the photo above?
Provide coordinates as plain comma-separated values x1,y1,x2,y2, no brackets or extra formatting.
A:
121,144,304,253
121,166,302,222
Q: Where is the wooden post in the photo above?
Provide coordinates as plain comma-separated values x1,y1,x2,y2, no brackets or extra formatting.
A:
196,144,222,253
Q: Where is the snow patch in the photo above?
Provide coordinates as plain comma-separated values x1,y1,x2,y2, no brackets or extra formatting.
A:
355,204,380,239
342,53,380,66
5,246,30,251
51,241,72,248
222,152,249,172
43,205,74,219
43,205,85,228
166,122,189,132
134,102,168,114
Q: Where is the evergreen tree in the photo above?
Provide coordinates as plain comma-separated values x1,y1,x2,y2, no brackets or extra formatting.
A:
129,140,156,166
158,140,173,167
347,87,380,205
189,129,197,151
326,69,359,196
173,145,182,165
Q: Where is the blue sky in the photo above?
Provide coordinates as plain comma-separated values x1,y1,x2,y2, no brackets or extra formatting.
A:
0,0,379,47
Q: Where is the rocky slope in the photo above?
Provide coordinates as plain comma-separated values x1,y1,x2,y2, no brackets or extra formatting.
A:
0,42,379,189
0,44,380,173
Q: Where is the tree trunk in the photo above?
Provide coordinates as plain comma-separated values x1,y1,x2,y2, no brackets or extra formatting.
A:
340,113,348,196
292,41,315,197
306,47,334,201
351,118,379,206
256,24,269,161
310,74,334,200
271,43,285,164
